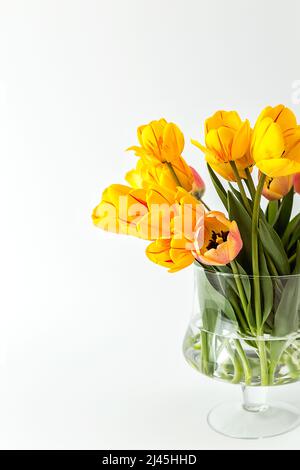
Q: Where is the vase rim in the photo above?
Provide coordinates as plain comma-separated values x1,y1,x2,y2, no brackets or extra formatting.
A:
193,261,300,279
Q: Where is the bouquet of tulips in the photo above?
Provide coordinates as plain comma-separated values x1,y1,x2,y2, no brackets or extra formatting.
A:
93,105,300,386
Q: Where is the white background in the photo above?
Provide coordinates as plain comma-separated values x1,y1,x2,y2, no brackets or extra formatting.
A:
0,0,300,450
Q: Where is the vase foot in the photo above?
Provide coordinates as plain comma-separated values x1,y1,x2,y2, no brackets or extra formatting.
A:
207,400,300,439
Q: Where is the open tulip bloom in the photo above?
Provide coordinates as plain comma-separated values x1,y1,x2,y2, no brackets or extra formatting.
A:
93,105,300,389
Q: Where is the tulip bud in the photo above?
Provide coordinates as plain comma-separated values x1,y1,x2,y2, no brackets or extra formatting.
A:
189,166,205,199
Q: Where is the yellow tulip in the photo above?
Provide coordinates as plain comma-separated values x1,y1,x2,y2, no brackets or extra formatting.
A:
251,104,300,177
146,239,195,273
92,183,205,273
127,119,207,197
137,184,178,240
192,110,252,181
125,156,195,192
145,188,205,272
92,184,150,239
128,118,184,164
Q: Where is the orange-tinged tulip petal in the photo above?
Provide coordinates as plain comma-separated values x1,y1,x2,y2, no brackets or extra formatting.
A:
262,174,293,201
294,173,300,194
284,127,300,161
190,166,205,196
143,188,205,272
194,211,243,266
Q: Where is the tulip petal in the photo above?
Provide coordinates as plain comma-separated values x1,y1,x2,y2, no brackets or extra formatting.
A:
206,129,232,161
162,123,185,161
257,105,297,133
231,120,251,160
251,118,285,163
257,158,300,177
191,138,207,154
205,111,241,133
146,239,173,267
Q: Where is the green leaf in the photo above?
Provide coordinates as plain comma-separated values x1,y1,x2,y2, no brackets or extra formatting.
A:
259,218,290,275
273,187,294,236
202,272,238,326
294,241,300,274
272,242,300,337
258,244,273,326
286,215,300,253
227,190,252,272
272,275,300,336
282,213,300,248
265,200,279,225
228,183,253,210
207,164,227,209
270,244,300,369
234,261,251,302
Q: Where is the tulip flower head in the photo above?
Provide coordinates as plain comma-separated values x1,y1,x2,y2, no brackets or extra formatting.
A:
194,211,243,266
126,156,196,193
262,174,293,201
192,110,253,181
92,184,149,239
189,166,205,198
251,105,300,177
145,188,205,272
128,118,185,165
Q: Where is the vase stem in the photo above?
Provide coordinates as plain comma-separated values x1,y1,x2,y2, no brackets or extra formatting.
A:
242,385,268,413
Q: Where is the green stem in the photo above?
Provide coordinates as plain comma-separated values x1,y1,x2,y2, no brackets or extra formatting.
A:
166,162,181,187
225,340,243,384
201,331,210,376
168,162,211,210
245,167,256,199
198,198,211,211
234,340,252,385
252,173,269,386
230,294,251,335
257,340,269,386
251,174,266,329
230,260,253,334
230,161,252,214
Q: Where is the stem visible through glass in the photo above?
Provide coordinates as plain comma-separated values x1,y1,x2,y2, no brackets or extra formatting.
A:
251,173,268,385
242,385,268,413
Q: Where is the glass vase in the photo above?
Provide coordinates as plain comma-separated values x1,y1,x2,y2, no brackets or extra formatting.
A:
183,263,300,439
